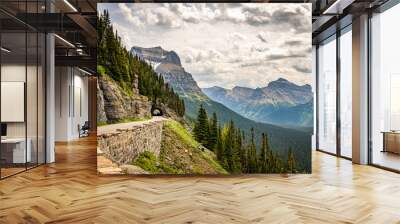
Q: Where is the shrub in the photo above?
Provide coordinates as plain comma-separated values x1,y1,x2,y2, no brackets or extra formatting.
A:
133,151,160,174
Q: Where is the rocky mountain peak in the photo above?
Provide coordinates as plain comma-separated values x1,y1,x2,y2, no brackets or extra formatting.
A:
276,78,289,82
265,78,311,93
266,78,293,88
131,46,181,66
132,45,203,96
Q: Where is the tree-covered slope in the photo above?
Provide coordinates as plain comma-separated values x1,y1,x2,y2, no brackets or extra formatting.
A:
183,93,311,172
131,46,311,173
97,11,185,118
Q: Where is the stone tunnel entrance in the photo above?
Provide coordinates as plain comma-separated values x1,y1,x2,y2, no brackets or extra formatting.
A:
151,105,164,116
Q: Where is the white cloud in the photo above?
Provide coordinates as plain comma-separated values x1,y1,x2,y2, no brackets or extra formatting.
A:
98,3,312,89
118,3,143,27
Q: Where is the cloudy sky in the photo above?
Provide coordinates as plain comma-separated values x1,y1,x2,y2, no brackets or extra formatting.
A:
98,3,312,89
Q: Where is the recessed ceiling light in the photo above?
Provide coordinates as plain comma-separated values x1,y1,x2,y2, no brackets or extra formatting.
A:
1,47,11,53
63,0,78,12
54,34,75,48
322,0,355,15
78,67,92,76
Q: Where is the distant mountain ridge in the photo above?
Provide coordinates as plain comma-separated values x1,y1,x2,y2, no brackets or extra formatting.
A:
130,46,311,172
202,78,313,127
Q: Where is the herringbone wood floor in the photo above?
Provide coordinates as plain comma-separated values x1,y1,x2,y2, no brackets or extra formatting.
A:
1,136,399,224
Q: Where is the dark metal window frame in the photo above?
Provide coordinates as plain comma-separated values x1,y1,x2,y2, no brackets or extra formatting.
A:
0,0,48,180
315,0,400,173
315,22,353,161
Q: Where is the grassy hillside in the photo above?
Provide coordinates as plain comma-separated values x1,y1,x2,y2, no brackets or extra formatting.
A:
183,93,311,172
134,120,228,174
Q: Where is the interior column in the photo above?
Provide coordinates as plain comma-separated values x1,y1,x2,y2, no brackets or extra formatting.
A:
352,14,369,164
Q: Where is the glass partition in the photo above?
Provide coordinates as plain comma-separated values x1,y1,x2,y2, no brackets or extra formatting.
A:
1,31,28,177
0,1,46,179
339,27,352,158
317,35,337,154
371,3,400,171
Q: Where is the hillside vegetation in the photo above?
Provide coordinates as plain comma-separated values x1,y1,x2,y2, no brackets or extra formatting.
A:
134,120,227,174
98,11,185,117
130,46,311,173
183,94,311,172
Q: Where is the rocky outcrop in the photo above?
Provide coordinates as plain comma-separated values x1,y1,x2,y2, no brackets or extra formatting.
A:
155,63,204,95
97,74,151,122
97,81,107,123
97,119,165,165
131,46,204,96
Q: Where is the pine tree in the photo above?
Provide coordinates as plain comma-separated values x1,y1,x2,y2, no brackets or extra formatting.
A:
208,112,218,150
223,121,234,171
236,128,243,173
247,128,258,173
216,126,224,162
286,148,296,173
194,105,209,147
240,131,248,173
230,123,241,173
259,133,269,173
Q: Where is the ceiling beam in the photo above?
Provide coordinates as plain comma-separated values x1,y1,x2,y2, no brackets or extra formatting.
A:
323,0,356,14
55,55,96,71
67,13,96,46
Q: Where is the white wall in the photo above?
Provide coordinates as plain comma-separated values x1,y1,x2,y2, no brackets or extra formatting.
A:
55,67,89,141
1,64,27,138
1,63,46,164
312,45,317,150
55,66,69,141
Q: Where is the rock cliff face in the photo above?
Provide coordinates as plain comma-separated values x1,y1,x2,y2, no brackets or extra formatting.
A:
97,74,151,123
97,80,107,123
131,46,204,97
156,63,204,95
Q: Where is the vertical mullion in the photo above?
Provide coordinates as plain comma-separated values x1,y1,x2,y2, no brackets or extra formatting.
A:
36,0,39,167
44,0,47,164
0,24,2,179
336,29,341,157
25,0,28,171
316,45,320,151
367,11,373,165
73,68,75,118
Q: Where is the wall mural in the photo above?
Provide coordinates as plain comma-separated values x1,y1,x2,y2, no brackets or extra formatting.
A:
97,3,313,175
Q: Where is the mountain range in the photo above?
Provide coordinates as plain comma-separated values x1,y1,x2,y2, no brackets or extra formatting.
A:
131,46,311,172
202,78,313,127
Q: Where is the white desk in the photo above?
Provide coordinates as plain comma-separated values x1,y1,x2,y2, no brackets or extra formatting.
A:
1,138,31,163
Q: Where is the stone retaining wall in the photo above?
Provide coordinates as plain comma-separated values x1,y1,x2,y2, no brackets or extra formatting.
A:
97,121,164,165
